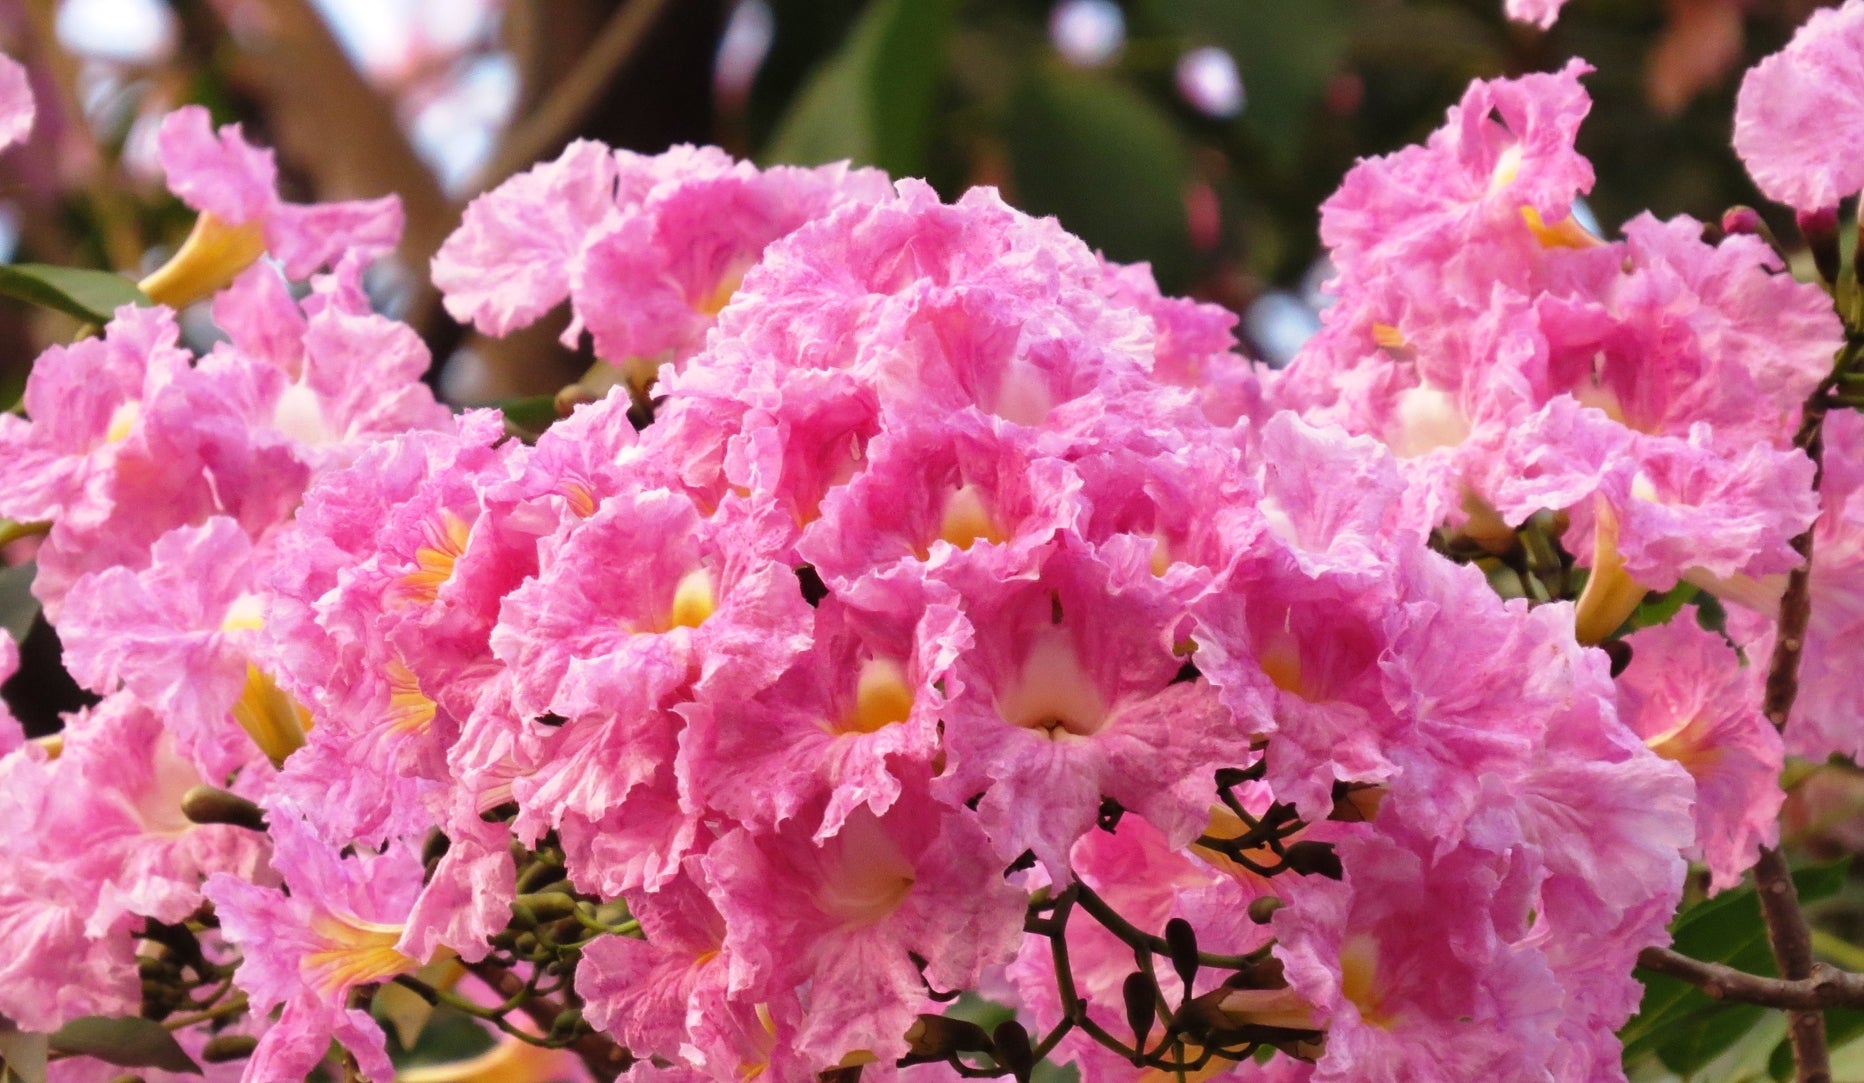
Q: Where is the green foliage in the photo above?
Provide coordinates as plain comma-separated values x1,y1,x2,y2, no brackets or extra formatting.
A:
1622,861,1850,1077
766,0,953,179
46,1016,202,1076
1004,64,1193,288
0,264,150,326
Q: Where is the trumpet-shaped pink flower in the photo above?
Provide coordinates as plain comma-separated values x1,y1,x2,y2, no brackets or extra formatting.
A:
678,588,967,838
157,107,401,279
204,811,425,1082
1734,0,1864,211
705,785,1025,1071
935,541,1238,878
1616,619,1781,892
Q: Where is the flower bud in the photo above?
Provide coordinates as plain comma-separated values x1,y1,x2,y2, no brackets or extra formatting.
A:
1798,207,1842,285
1164,917,1200,992
1122,970,1157,1055
180,785,268,832
201,1034,259,1063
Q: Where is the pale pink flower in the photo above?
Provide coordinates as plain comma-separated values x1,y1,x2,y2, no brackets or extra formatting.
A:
0,54,34,151
704,784,1025,1071
1505,0,1571,28
0,693,269,1032
1616,620,1781,892
204,811,425,1082
156,106,401,279
1734,0,1864,211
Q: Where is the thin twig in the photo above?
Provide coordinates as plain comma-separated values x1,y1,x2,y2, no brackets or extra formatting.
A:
464,958,634,1082
1637,947,1864,1011
1746,336,1864,1083
471,0,678,193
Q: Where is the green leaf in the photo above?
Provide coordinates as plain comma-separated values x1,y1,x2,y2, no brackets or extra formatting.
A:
764,0,952,178
0,264,151,325
0,562,36,644
495,395,559,437
1632,581,1697,630
47,1017,202,1075
1003,65,1194,290
1623,860,1850,1077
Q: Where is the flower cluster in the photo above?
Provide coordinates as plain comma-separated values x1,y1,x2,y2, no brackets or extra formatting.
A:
0,4,1860,1081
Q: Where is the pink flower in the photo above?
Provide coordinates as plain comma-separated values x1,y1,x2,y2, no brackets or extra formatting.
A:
204,811,425,1082
434,140,887,378
1504,0,1571,28
0,54,34,151
935,541,1238,878
59,517,299,777
704,784,1025,1070
1272,825,1564,1083
1005,814,1270,1081
153,106,401,281
0,693,269,1032
1734,0,1864,211
1616,619,1781,893
678,587,966,839
576,861,740,1071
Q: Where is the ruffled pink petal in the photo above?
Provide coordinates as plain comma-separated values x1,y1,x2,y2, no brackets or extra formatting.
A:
1734,0,1864,211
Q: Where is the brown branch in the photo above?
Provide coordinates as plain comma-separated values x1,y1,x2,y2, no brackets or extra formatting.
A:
1754,847,1831,1083
465,959,633,1083
1747,340,1857,1082
225,0,455,280
1638,947,1864,1011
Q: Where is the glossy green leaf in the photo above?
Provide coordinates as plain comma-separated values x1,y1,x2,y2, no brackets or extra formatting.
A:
0,264,150,325
1004,65,1194,290
47,1017,202,1075
764,0,952,178
496,395,559,437
1622,860,1849,1076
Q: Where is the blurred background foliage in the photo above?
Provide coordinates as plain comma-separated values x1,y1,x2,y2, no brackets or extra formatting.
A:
0,0,1839,400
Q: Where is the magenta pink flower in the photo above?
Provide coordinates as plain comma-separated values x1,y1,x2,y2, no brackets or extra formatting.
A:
0,54,34,152
704,784,1025,1071
154,106,402,280
1734,0,1864,211
1616,619,1781,893
205,811,425,1082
